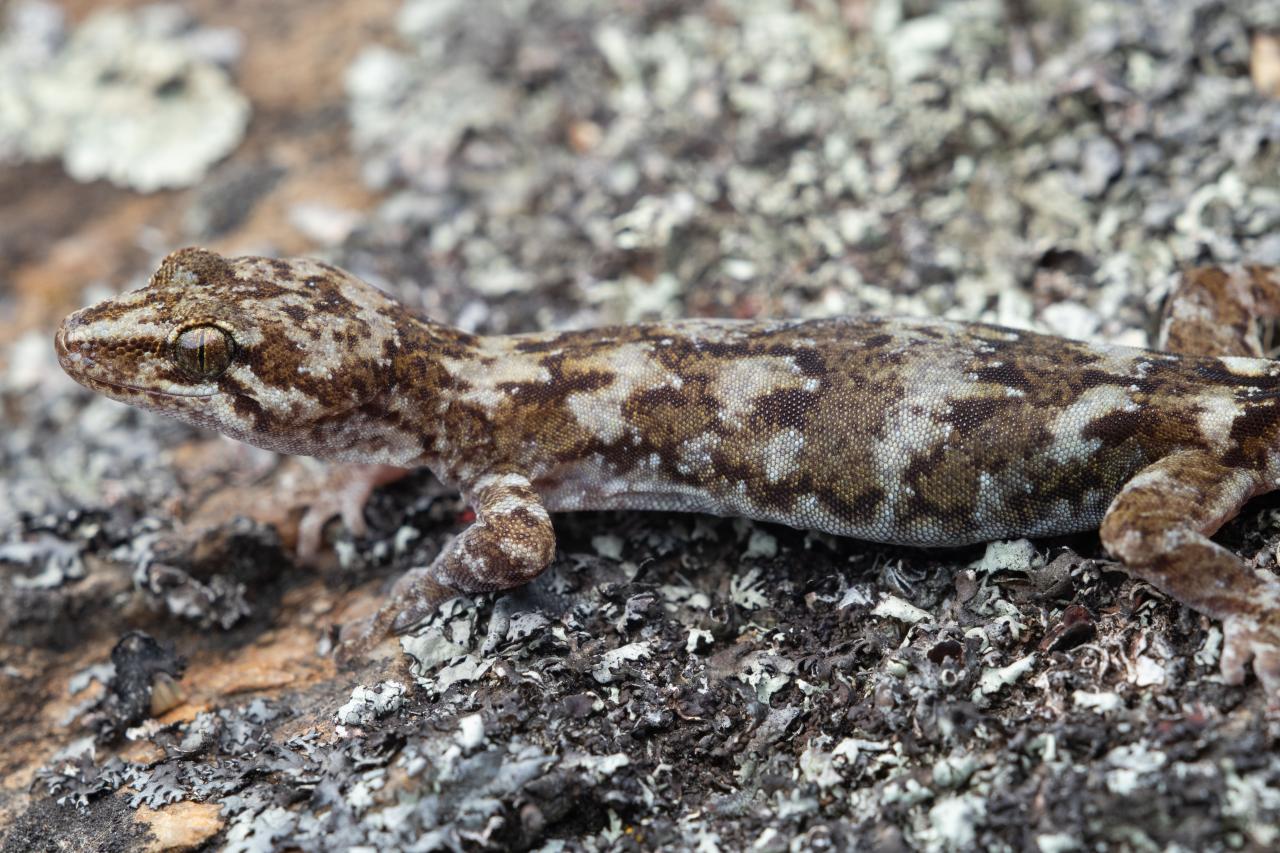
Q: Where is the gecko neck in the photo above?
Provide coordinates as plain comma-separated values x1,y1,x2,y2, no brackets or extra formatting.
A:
380,320,674,486
389,317,770,492
386,324,609,486
326,315,486,476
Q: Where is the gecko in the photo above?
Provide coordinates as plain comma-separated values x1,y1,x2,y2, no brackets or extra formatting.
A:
54,248,1280,695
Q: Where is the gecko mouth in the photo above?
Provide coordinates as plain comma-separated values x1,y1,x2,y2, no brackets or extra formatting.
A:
81,374,218,399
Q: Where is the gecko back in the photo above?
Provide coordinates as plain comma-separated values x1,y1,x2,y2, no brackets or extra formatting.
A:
486,314,1280,547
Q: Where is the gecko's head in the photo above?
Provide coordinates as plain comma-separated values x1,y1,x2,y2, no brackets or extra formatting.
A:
56,247,418,459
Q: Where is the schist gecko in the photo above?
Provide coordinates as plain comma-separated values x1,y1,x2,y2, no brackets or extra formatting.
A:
54,249,1280,694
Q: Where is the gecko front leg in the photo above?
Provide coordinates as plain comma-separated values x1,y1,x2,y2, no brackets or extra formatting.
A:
1100,450,1280,694
338,471,556,658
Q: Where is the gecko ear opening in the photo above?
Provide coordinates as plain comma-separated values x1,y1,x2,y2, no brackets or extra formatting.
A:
171,324,236,380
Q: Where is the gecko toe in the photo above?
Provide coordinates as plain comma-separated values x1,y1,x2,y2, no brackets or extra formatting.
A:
295,490,358,566
1253,644,1280,697
1220,617,1253,686
1220,615,1280,694
334,615,382,667
391,604,433,635
295,504,331,566
294,464,410,565
1220,654,1247,687
382,568,460,635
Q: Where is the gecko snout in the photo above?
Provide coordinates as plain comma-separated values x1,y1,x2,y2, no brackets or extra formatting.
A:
54,309,116,378
54,312,91,372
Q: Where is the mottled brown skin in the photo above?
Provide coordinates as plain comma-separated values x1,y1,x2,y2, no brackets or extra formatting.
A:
54,250,1280,694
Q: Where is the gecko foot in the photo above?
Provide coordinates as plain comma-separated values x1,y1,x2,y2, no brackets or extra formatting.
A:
1220,612,1280,697
383,566,461,634
296,464,409,565
333,566,460,667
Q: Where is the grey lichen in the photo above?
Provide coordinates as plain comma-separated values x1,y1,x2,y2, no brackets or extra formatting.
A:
0,2,250,191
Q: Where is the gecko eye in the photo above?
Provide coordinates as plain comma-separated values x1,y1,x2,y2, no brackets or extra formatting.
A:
172,325,236,379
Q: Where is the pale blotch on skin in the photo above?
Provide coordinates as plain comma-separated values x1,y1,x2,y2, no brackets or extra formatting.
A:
442,351,554,413
1217,356,1275,378
762,428,804,483
711,356,807,430
676,433,719,477
1045,385,1134,464
1196,391,1248,453
565,346,675,443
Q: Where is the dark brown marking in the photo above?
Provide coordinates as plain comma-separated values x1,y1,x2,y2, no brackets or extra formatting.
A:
1081,409,1146,445
971,362,1034,392
863,333,893,349
945,397,1009,438
819,486,886,524
749,389,820,430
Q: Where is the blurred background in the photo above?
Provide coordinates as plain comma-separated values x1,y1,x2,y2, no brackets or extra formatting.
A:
3,0,1280,849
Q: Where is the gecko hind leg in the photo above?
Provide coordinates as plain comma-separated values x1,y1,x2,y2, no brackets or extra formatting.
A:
1100,450,1280,696
1160,265,1280,358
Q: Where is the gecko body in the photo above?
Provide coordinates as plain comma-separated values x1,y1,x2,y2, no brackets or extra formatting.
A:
55,249,1280,694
